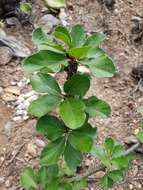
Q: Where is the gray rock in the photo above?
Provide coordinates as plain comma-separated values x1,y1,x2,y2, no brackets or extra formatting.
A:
0,36,31,58
37,14,60,33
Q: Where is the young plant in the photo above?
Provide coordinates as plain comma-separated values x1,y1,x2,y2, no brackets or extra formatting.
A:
20,25,135,189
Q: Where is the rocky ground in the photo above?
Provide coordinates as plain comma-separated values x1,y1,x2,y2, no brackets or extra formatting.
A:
0,0,143,189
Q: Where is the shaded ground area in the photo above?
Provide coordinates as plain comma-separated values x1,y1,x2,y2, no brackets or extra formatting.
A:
0,0,143,189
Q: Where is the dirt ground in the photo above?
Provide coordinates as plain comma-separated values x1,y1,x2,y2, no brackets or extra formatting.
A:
0,0,143,189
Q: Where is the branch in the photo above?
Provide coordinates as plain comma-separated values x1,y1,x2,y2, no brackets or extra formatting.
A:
65,142,141,182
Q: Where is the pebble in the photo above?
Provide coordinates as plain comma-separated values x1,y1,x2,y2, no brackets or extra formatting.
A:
0,177,4,184
4,122,13,136
12,116,22,121
5,180,10,187
0,46,13,65
2,93,17,102
35,139,45,148
4,86,20,95
27,142,37,157
59,8,68,26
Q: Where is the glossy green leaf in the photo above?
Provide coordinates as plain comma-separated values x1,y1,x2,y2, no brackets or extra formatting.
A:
28,95,61,117
22,50,68,73
68,46,91,59
108,170,123,182
20,167,38,189
69,131,93,153
64,141,82,170
32,28,64,53
101,175,113,188
44,0,66,8
104,137,114,155
85,96,111,118
36,115,65,140
137,131,143,143
64,74,90,97
44,178,60,190
81,54,116,78
85,33,105,47
40,137,65,166
30,73,61,95
86,47,105,59
54,26,71,46
70,25,86,47
59,98,86,129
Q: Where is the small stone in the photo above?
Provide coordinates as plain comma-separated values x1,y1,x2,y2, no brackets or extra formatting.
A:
129,184,133,190
59,8,68,26
6,17,20,26
35,139,45,148
5,180,10,187
37,14,60,33
2,93,17,102
27,142,37,157
12,116,22,121
4,86,20,95
23,115,29,121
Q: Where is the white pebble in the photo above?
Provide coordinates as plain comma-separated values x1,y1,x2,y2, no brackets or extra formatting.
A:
12,116,22,121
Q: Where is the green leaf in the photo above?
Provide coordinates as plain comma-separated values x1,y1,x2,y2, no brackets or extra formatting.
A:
59,98,86,129
81,54,116,78
32,28,64,53
85,33,105,47
70,25,86,47
40,137,65,166
76,123,97,139
86,47,105,59
30,73,61,95
38,165,58,188
101,175,113,188
112,145,125,159
137,131,143,143
64,74,90,97
28,95,61,117
69,131,93,153
112,156,129,169
85,96,111,118
54,26,71,46
72,178,87,190
91,145,106,160
68,46,91,59
59,183,73,190
64,141,82,170
22,50,68,73
44,0,66,8
20,167,38,189
20,2,32,14
108,170,123,182
36,115,65,140
44,178,60,190
104,137,114,155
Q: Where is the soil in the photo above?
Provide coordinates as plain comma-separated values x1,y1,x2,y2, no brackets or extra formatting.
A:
0,0,143,189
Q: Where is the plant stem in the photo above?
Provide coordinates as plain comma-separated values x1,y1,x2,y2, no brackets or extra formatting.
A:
65,142,141,182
